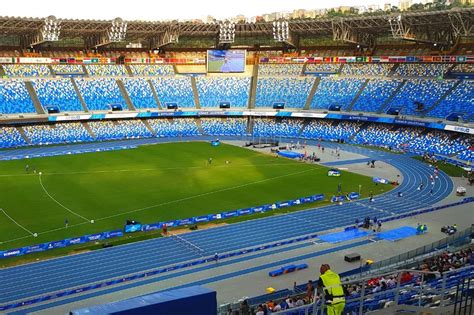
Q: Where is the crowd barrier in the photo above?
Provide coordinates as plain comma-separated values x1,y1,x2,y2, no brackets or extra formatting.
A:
0,194,325,259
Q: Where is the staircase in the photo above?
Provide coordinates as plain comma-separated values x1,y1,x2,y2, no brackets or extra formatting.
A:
346,79,370,112
388,64,399,76
423,80,462,117
70,78,89,112
301,63,307,76
81,65,89,76
0,65,5,76
47,65,54,76
16,126,31,144
377,80,406,114
248,64,259,109
247,117,254,135
190,77,201,109
195,118,205,135
303,77,321,110
297,119,311,137
141,119,156,136
116,79,136,111
147,80,162,109
124,65,134,77
82,122,96,139
24,81,45,114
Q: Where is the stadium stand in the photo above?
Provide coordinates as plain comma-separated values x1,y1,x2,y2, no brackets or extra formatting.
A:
300,120,362,141
386,79,457,116
32,79,84,112
129,64,175,76
0,127,28,148
352,79,403,113
255,77,314,108
427,80,474,120
2,64,51,77
352,125,421,149
148,118,201,137
88,120,153,140
304,63,340,74
341,63,394,76
201,118,247,136
22,123,94,145
258,64,303,76
121,78,158,109
311,77,366,110
252,119,304,138
75,78,126,111
150,77,196,108
393,63,451,77
457,149,474,162
196,77,251,107
85,64,128,77
0,79,36,114
50,64,85,74
451,63,474,73
406,130,470,156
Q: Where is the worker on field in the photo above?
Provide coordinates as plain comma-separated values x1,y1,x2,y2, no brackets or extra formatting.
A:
318,264,345,315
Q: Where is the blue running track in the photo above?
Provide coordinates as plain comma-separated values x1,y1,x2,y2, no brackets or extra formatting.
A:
0,137,453,306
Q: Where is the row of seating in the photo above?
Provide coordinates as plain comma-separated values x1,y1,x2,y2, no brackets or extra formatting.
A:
259,64,303,76
51,64,84,74
0,127,28,149
201,118,247,136
393,64,451,77
253,119,304,138
84,65,128,77
129,64,175,76
341,63,393,76
311,77,366,110
427,80,474,120
33,79,84,112
196,77,251,107
255,77,315,108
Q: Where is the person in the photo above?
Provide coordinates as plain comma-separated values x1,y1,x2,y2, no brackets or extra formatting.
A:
208,157,212,165
162,223,167,235
318,264,345,315
306,280,314,301
417,183,424,191
398,191,403,197
64,218,69,228
377,221,382,232
214,252,219,263
25,164,29,173
355,218,359,228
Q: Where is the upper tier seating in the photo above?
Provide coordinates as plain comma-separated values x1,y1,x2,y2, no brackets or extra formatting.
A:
305,63,340,73
393,64,450,77
252,119,304,138
150,77,196,108
341,64,393,76
32,79,84,112
0,127,28,149
0,79,36,114
255,77,314,108
406,130,469,156
51,64,85,74
75,78,126,111
201,118,247,136
23,123,94,145
85,65,128,77
121,78,158,109
457,149,474,162
352,79,403,113
88,120,153,140
300,120,362,141
148,118,200,137
258,64,303,76
129,64,175,76
427,80,474,121
196,77,250,107
2,64,51,77
311,77,366,110
386,79,457,116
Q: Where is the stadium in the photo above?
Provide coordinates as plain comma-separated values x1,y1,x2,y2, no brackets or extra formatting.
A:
0,1,473,314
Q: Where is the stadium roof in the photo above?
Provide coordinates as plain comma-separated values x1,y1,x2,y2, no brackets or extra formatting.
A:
0,7,472,49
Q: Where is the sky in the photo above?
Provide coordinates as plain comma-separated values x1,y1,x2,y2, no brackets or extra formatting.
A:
2,0,402,21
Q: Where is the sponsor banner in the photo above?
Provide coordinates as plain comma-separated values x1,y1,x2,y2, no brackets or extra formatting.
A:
238,208,253,216
242,111,277,117
275,111,293,117
49,114,92,121
176,218,195,226
2,248,24,258
65,236,86,246
162,220,176,228
194,215,210,223
328,169,341,177
347,192,360,200
444,125,474,135
290,112,327,118
373,177,390,184
0,57,14,63
142,223,162,231
45,240,67,250
393,119,430,127
222,210,238,218
86,233,104,242
103,113,138,119
277,201,291,208
331,195,346,203
24,244,46,254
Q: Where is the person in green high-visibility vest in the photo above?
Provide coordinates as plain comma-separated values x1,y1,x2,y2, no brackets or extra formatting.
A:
318,264,345,315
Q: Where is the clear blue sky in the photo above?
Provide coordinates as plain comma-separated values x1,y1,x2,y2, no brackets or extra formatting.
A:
3,0,404,20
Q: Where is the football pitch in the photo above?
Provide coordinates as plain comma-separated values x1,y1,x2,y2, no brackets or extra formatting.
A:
0,141,380,251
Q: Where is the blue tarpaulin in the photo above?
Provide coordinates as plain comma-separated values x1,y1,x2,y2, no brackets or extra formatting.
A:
277,151,304,159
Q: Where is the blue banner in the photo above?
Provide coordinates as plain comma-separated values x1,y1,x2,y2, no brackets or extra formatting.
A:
373,177,390,184
331,195,346,203
194,215,210,223
347,192,360,200
142,223,162,231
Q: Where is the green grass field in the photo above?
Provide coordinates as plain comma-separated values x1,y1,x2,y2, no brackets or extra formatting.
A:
0,142,382,252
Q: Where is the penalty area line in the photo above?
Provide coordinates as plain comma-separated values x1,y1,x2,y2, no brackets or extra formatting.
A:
0,208,36,238
38,173,93,223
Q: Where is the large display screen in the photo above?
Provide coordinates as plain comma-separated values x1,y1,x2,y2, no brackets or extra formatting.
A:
207,50,246,73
